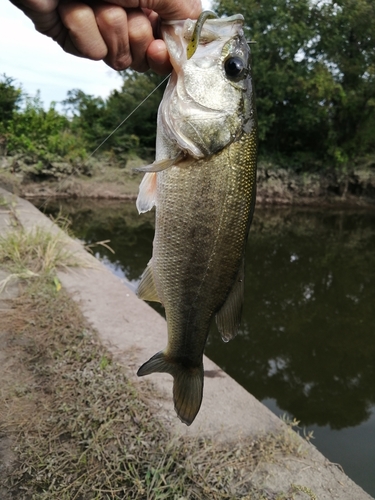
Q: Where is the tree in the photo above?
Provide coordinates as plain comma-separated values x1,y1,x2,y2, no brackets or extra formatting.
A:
0,75,23,155
63,71,166,158
214,0,375,169
102,71,166,155
62,89,106,149
6,92,86,162
311,0,375,163
0,74,22,125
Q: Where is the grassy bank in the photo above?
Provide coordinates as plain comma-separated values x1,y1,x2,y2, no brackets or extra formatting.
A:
0,220,312,499
0,155,144,200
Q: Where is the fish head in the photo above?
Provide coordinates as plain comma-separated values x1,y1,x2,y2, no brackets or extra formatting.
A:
159,15,256,159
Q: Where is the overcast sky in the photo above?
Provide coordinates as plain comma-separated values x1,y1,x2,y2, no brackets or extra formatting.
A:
1,1,212,110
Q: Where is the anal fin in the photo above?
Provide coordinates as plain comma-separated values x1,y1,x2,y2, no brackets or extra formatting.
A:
215,258,245,342
136,260,161,303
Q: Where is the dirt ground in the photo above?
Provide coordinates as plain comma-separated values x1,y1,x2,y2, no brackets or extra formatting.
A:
0,273,23,499
0,273,301,500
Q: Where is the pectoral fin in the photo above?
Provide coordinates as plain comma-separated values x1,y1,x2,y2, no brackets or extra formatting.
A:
136,172,157,214
134,154,183,173
136,154,197,214
215,259,245,342
137,261,160,303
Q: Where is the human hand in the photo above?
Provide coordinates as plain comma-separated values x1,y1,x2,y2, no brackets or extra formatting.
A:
10,0,202,72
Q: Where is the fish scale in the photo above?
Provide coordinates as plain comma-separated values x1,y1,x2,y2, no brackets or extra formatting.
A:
155,130,257,344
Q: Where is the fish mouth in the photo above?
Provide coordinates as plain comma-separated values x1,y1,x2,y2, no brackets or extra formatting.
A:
159,13,250,157
162,14,245,73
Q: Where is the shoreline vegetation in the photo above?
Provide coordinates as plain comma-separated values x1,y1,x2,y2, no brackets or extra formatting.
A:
1,0,375,212
1,153,375,208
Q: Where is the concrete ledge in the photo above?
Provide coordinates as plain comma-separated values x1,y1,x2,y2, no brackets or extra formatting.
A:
0,187,373,500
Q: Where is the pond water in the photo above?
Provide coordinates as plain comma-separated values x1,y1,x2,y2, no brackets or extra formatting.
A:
35,199,375,496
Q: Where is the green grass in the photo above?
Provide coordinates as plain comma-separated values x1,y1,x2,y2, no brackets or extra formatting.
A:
0,222,76,275
0,276,311,500
0,218,84,293
0,213,313,499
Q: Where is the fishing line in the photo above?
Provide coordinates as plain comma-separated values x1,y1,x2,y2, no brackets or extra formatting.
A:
37,73,170,212
89,73,170,158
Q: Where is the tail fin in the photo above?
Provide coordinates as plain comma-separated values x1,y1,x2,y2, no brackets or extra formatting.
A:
137,351,204,426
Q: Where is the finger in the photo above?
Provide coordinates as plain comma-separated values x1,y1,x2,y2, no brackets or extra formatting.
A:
29,9,64,39
9,0,59,14
147,39,172,74
145,9,161,38
126,9,154,72
93,3,132,70
58,1,108,59
144,0,202,20
10,0,63,39
104,0,202,21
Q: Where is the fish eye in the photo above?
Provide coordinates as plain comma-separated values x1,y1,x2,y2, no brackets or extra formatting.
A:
224,56,246,80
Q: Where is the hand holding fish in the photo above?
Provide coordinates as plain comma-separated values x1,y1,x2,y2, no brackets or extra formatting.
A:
9,0,202,72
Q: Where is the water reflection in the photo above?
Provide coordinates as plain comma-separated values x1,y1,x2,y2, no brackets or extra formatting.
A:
39,200,375,431
206,209,375,430
45,199,155,284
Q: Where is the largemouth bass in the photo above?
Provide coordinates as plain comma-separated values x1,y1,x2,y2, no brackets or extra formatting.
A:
136,12,257,426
